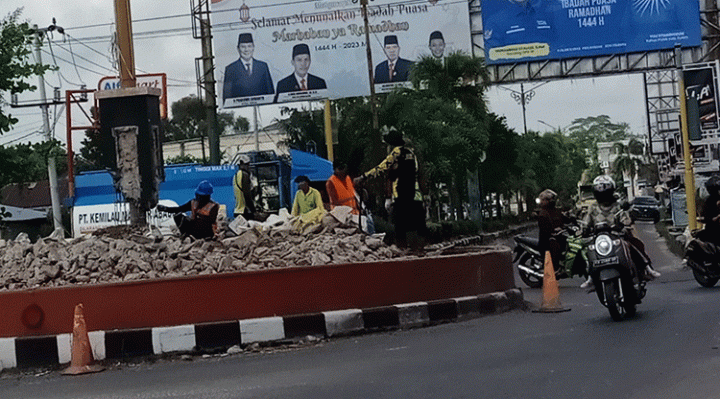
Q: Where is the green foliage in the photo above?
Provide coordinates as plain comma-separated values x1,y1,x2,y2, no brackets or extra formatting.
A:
0,10,53,132
276,104,328,159
612,137,645,197
165,154,204,165
164,96,249,142
510,129,588,212
0,139,67,188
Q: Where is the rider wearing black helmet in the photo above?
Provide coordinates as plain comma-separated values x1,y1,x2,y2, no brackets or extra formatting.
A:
699,174,720,245
580,175,660,288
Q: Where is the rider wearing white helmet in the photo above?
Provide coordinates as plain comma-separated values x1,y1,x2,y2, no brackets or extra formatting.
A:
580,175,660,289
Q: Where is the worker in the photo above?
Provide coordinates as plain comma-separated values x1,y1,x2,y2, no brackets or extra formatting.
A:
356,126,426,249
233,154,256,220
291,175,326,233
326,160,360,214
157,180,219,240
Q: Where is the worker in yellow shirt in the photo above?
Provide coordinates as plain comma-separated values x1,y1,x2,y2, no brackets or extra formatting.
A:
291,175,326,233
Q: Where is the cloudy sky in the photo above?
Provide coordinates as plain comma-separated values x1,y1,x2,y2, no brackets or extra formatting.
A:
1,0,648,153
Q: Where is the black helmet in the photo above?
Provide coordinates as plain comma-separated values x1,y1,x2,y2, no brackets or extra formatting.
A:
592,175,615,203
382,126,405,146
706,174,720,196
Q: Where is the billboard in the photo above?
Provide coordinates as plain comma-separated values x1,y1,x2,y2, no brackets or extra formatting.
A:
211,0,472,109
481,0,702,65
683,62,719,134
98,73,169,119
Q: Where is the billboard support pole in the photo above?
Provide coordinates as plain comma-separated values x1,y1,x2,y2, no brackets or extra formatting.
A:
324,99,334,162
676,45,698,231
360,0,380,142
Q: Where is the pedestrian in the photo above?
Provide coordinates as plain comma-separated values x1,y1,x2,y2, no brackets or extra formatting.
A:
233,154,255,221
356,127,427,249
291,175,326,233
157,180,220,240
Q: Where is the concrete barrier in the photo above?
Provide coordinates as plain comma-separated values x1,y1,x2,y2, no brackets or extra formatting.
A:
0,246,513,339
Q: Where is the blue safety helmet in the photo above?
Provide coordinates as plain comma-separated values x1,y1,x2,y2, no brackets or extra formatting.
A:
195,180,213,196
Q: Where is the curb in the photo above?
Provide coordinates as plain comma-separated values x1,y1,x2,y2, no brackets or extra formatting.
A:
0,288,524,371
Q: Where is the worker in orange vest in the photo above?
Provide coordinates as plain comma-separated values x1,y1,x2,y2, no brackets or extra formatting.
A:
326,160,360,215
157,180,220,239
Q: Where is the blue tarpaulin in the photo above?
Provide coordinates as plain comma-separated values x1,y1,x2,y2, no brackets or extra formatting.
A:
289,150,333,202
74,164,238,219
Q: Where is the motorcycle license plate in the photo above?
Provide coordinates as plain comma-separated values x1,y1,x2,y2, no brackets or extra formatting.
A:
592,256,619,266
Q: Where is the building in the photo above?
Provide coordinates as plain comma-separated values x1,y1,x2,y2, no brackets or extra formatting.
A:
162,122,289,164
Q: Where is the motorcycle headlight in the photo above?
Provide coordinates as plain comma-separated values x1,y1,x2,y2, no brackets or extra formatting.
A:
594,234,613,256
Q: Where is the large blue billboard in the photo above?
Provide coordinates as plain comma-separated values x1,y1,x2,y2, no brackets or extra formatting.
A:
481,0,702,65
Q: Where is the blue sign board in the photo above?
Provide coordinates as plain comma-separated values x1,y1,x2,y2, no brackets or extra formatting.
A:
481,0,702,64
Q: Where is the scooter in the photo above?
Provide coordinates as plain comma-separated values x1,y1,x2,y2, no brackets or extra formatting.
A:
685,229,720,287
513,225,586,289
585,222,646,321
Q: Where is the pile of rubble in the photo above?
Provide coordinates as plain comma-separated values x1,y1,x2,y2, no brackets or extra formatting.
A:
0,209,405,292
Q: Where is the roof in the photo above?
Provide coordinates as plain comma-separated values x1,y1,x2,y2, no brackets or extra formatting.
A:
0,204,47,222
0,178,69,209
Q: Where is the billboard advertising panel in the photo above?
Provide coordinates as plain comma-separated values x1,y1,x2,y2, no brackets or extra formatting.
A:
211,0,472,109
481,0,702,65
683,62,719,133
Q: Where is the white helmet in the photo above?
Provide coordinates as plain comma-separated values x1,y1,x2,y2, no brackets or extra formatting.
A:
236,154,251,165
592,175,615,202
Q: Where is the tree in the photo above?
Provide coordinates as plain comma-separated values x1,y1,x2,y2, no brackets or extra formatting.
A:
164,96,249,143
612,137,645,198
566,115,631,170
381,52,491,220
0,9,53,132
0,140,67,188
276,104,327,159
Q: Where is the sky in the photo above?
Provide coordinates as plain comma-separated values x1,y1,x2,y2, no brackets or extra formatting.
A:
0,0,649,154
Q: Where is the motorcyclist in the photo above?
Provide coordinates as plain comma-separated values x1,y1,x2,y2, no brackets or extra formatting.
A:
698,174,720,246
579,175,660,289
537,189,571,273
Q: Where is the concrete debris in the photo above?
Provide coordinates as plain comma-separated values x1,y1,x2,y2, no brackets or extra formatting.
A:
0,210,405,291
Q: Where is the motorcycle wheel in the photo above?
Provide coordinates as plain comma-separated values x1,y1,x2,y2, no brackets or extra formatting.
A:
692,268,719,288
517,253,543,289
604,280,625,322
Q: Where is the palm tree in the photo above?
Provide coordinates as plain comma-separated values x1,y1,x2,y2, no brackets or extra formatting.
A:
612,138,644,198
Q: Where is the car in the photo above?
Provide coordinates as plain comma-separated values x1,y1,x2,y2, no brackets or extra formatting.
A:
629,196,661,223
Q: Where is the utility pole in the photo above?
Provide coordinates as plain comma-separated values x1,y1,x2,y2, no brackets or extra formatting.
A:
676,46,698,231
194,0,220,164
33,25,63,232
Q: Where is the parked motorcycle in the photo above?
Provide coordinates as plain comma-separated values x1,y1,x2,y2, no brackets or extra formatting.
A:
585,222,646,321
685,229,720,287
513,225,586,288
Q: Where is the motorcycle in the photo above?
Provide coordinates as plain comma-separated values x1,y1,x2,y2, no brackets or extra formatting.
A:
685,229,720,287
585,222,646,321
513,224,586,289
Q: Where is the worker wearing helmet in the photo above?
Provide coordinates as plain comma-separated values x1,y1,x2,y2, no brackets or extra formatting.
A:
580,175,660,289
157,180,220,239
233,154,256,220
356,126,427,249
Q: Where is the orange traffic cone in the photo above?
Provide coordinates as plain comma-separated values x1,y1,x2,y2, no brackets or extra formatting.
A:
533,251,571,313
62,304,105,375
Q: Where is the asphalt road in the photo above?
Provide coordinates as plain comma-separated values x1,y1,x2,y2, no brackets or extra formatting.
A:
3,222,720,399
